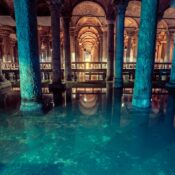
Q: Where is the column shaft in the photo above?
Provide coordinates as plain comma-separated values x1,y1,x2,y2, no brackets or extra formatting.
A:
126,35,132,62
63,17,72,81
169,35,175,85
50,3,62,84
103,31,107,62
165,32,172,62
14,0,42,112
132,0,158,108
114,5,126,88
107,21,114,81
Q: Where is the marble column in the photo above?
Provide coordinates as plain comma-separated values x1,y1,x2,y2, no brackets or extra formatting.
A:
49,0,62,84
167,34,175,87
114,4,127,88
133,32,138,61
63,17,72,81
103,31,107,62
0,39,4,81
99,35,103,62
107,21,114,81
10,38,16,63
126,34,132,62
74,34,79,62
14,0,42,112
132,0,158,108
165,32,173,62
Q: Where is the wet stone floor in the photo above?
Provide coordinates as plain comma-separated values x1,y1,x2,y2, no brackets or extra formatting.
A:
0,89,175,175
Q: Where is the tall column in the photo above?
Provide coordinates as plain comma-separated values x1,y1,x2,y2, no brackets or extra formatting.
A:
165,32,173,62
49,0,62,84
0,39,5,81
103,31,107,62
126,33,132,62
114,3,127,88
133,32,138,61
107,20,114,81
132,0,158,108
63,17,72,81
99,34,103,62
10,38,16,63
167,34,175,87
74,34,79,62
14,0,42,112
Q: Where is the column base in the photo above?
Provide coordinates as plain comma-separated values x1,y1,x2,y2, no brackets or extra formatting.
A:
132,97,151,109
114,78,123,88
20,100,43,115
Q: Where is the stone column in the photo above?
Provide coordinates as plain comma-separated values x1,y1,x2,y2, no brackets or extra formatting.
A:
99,34,103,62
0,27,13,63
126,33,132,62
167,34,175,87
114,3,127,88
165,32,173,62
63,17,72,81
14,0,42,112
49,0,62,84
103,31,107,62
75,34,79,62
133,32,138,61
10,38,16,63
107,20,114,81
132,0,158,108
0,39,4,81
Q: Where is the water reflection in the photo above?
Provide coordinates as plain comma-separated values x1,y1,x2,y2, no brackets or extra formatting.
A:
79,94,99,116
0,88,175,174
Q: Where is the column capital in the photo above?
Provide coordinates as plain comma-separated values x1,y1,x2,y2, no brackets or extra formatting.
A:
114,0,128,15
0,26,13,37
116,4,127,15
10,38,16,47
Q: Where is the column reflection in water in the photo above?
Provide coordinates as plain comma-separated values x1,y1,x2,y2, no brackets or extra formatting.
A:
65,87,73,120
165,93,175,128
113,88,123,126
52,91,63,106
106,83,122,126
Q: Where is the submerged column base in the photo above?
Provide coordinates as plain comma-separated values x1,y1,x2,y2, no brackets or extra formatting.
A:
132,97,151,109
20,99,43,114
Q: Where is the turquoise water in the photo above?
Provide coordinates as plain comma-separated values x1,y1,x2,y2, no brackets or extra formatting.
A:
0,89,175,175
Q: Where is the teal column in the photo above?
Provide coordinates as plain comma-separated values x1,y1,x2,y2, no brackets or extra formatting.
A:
114,3,127,88
50,0,62,84
107,21,114,81
14,0,42,112
63,17,72,81
167,35,175,87
132,0,158,108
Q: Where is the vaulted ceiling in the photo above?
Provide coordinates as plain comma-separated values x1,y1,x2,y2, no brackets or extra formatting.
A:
0,0,172,17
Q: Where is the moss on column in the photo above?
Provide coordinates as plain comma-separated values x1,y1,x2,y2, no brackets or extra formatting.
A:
14,0,42,113
114,4,127,88
132,0,158,108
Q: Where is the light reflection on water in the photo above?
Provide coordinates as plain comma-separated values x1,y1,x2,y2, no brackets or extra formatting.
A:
0,87,175,175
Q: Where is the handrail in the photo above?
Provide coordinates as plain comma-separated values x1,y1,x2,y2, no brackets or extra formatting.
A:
1,62,172,70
